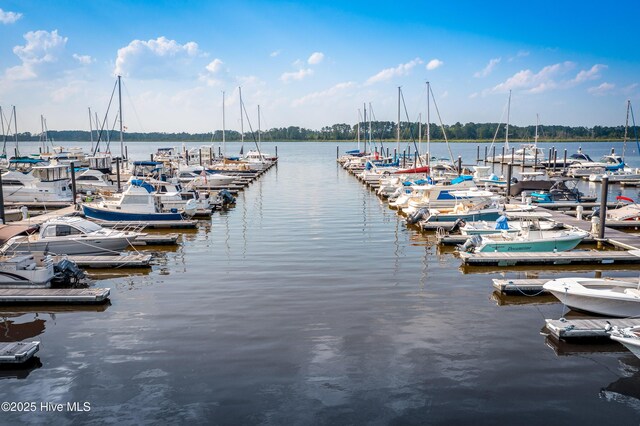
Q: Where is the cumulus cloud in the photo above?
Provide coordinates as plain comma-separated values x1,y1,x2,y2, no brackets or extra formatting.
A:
488,61,575,94
0,8,22,24
280,68,313,82
292,82,355,106
426,58,443,71
474,57,501,78
308,52,324,65
205,58,224,73
72,53,93,65
365,58,422,85
481,61,608,97
5,30,68,80
199,58,227,86
571,64,607,84
114,36,200,79
588,82,615,96
270,50,281,58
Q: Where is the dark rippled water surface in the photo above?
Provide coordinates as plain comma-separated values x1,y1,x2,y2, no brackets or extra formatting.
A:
2,141,640,424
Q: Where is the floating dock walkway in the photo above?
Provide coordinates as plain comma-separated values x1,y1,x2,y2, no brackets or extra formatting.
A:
0,288,110,304
545,318,640,340
0,341,40,364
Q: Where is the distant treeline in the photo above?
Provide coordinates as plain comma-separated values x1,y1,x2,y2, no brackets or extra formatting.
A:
5,121,634,143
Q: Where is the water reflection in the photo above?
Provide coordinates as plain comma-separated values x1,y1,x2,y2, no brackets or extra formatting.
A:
600,356,640,410
0,316,46,341
0,357,42,380
491,291,558,306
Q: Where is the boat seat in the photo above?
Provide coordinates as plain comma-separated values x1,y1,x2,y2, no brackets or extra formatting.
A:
623,288,640,298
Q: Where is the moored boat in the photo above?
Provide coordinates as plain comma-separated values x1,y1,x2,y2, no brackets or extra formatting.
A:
543,277,640,317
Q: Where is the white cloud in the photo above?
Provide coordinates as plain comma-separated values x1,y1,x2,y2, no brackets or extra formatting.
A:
308,52,324,65
72,53,93,65
571,64,607,84
270,50,281,58
114,36,200,79
426,58,443,71
0,8,22,24
488,61,575,94
280,68,313,82
205,59,224,73
474,57,501,78
292,82,355,106
365,58,422,85
5,30,68,80
588,82,615,96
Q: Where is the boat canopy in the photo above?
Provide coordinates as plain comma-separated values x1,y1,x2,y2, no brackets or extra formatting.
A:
451,175,474,185
130,179,155,193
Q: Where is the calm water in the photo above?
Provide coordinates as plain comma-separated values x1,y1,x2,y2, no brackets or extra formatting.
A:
1,141,640,424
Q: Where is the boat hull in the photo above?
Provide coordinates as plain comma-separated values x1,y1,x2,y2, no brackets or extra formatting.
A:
82,205,184,222
476,235,584,252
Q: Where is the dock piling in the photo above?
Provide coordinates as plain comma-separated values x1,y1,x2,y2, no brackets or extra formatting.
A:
0,172,5,224
116,157,121,192
598,175,609,241
70,161,77,206
506,163,513,200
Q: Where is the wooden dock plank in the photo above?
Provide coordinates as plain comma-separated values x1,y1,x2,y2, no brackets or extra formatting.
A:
0,341,40,363
0,288,110,304
545,318,640,339
459,250,640,266
62,254,152,268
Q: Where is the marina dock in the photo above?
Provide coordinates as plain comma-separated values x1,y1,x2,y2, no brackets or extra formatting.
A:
459,250,640,266
545,318,640,340
0,341,40,364
61,254,152,268
0,288,110,304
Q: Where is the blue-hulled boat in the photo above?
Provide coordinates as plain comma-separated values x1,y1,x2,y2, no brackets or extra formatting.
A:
82,181,196,221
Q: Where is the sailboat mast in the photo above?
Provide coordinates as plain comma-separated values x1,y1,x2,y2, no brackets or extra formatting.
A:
13,106,18,157
397,86,401,153
534,113,539,147
418,113,422,156
0,106,5,157
368,103,372,154
363,103,367,155
426,81,431,172
505,90,511,152
239,87,244,155
117,75,124,158
222,91,226,157
257,104,261,151
623,99,630,160
357,109,361,152
88,107,94,152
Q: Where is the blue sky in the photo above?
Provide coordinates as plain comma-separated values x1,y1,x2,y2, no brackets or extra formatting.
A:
0,0,639,134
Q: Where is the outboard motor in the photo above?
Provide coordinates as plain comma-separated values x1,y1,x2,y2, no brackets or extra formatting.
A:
406,208,428,225
216,189,236,207
457,234,483,253
450,218,466,232
53,259,86,286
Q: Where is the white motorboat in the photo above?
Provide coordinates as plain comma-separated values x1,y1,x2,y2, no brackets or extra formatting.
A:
461,225,588,253
1,164,73,203
607,197,640,221
543,277,640,317
1,217,141,256
75,169,117,193
0,253,54,287
609,326,640,359
589,168,640,183
460,212,558,235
